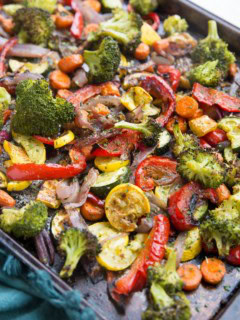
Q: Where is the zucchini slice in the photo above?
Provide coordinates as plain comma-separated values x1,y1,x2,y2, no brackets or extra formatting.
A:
51,210,70,240
155,130,172,155
218,117,240,152
91,166,130,198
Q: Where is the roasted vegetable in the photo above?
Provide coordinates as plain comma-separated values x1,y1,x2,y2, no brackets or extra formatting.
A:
101,0,122,11
59,228,101,278
129,0,158,16
89,8,143,55
25,0,57,13
163,15,188,35
172,123,199,157
218,117,240,152
187,60,222,87
115,119,162,147
13,7,55,47
0,87,11,129
83,37,121,84
12,79,75,137
200,184,240,256
191,20,235,77
189,115,217,137
177,149,225,188
0,201,48,239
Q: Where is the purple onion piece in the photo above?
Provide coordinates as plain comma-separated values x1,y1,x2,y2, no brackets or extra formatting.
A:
34,232,50,265
42,229,55,265
0,130,10,143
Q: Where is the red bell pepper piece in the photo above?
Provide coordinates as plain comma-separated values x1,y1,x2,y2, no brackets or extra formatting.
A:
7,163,86,181
68,85,103,108
199,138,212,149
33,136,55,146
114,214,170,295
193,83,240,113
69,147,86,165
202,241,218,255
141,75,176,126
226,246,240,266
135,156,178,192
143,12,160,31
168,182,201,231
87,192,104,208
3,109,12,125
91,148,120,157
203,129,228,147
0,38,17,78
71,11,84,39
157,65,181,92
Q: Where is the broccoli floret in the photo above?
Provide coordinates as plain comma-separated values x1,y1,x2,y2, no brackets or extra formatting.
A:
225,161,240,187
89,8,143,55
172,123,199,157
59,228,101,278
187,60,222,87
163,15,188,35
0,87,11,129
191,20,235,77
142,251,191,320
0,201,48,239
200,185,240,256
83,37,121,84
13,7,55,47
11,79,75,137
25,0,57,13
115,119,162,147
101,0,122,11
130,0,158,16
177,149,225,188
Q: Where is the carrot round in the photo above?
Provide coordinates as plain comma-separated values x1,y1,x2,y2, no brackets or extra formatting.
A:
81,200,105,221
84,23,99,36
55,14,74,29
49,70,71,90
200,258,226,285
134,43,150,60
176,96,199,119
84,0,101,12
153,39,170,53
189,108,204,120
177,263,202,291
0,190,16,207
58,54,83,73
216,184,230,205
166,116,187,134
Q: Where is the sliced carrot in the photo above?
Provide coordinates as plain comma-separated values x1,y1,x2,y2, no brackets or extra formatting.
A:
81,200,105,221
55,13,73,29
3,109,12,124
0,190,15,207
166,116,187,134
57,89,72,100
101,82,120,97
200,258,226,285
49,70,71,90
189,108,203,120
153,39,170,53
176,96,199,119
84,0,101,12
84,23,99,36
216,184,231,205
58,54,83,73
93,103,110,116
229,63,237,78
177,263,202,291
134,43,150,60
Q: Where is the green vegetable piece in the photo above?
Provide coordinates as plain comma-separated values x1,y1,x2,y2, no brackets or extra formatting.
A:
3,4,23,16
163,15,188,35
12,79,75,137
59,228,101,278
83,36,121,84
130,0,158,16
0,87,11,129
13,7,55,47
172,123,199,157
25,0,57,13
0,201,48,239
101,0,122,11
188,60,222,87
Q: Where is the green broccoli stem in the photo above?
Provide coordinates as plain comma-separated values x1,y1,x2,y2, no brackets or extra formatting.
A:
151,282,174,308
165,250,177,274
173,123,184,146
115,120,152,137
60,246,86,278
207,20,219,41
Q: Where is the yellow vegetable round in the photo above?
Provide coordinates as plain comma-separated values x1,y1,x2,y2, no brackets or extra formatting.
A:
94,156,130,172
54,130,75,149
181,227,202,262
105,183,150,232
7,181,31,192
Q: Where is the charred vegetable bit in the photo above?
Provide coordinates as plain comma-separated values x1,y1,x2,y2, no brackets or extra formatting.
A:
201,185,240,256
191,20,235,77
177,149,225,188
13,7,55,47
172,123,199,157
163,15,188,35
83,37,121,84
12,79,75,137
88,8,143,55
0,201,48,239
143,251,191,320
59,228,101,278
129,0,158,16
115,119,162,147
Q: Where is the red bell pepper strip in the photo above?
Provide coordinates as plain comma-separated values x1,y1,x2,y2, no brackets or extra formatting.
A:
7,163,86,181
114,214,170,295
135,156,178,191
199,138,211,149
91,148,120,157
0,38,17,78
203,129,228,147
33,136,55,146
71,11,84,39
157,65,181,92
68,85,103,108
87,192,104,208
141,75,176,126
193,83,240,113
226,246,240,266
168,182,201,231
143,12,160,31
